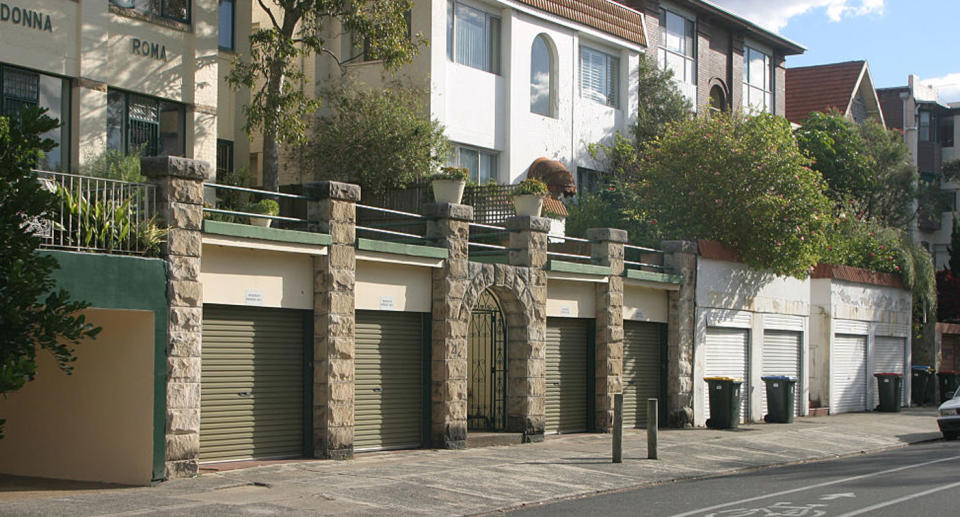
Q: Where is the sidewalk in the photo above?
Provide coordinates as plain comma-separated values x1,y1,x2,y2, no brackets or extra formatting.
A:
0,409,941,516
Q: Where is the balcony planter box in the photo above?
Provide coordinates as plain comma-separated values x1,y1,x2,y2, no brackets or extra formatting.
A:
511,194,543,217
431,179,466,204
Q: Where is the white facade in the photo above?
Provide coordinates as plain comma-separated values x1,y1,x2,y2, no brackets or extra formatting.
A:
329,0,643,186
809,277,912,414
692,257,811,426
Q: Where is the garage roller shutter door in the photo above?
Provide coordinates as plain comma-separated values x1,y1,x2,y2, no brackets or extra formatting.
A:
623,321,661,428
200,305,306,463
831,334,867,414
873,336,906,408
704,327,750,422
355,311,425,451
761,330,802,417
546,318,590,433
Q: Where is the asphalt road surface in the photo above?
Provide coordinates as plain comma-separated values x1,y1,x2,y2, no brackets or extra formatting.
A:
507,440,960,517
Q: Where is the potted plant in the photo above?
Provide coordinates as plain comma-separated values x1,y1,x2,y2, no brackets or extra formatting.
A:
511,178,548,217
247,199,279,227
430,166,470,204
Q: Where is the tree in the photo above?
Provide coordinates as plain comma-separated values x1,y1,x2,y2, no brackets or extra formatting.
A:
0,109,101,438
950,215,960,276
633,53,693,148
856,120,917,228
638,113,832,278
227,0,421,192
305,81,448,195
795,111,873,206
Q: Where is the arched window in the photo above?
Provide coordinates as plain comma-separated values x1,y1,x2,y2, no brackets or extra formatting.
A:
530,34,557,117
709,85,726,114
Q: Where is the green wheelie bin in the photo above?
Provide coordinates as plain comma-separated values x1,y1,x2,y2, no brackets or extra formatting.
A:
705,377,742,429
938,370,960,403
762,376,797,423
911,366,934,406
874,373,902,412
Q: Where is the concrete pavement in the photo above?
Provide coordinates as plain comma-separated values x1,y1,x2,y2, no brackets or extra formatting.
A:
0,409,942,516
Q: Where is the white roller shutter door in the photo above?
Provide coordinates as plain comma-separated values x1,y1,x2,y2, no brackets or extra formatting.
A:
831,334,867,414
704,327,750,422
761,330,802,417
873,336,906,408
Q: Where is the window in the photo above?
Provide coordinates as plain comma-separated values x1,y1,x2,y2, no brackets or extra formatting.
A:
580,46,619,107
658,9,696,103
107,89,185,157
110,0,191,24
742,45,773,113
343,9,411,63
449,145,498,183
216,139,234,181
531,34,556,117
577,167,601,194
941,117,954,148
709,85,726,114
218,0,234,50
447,1,501,74
1,65,70,171
919,110,932,142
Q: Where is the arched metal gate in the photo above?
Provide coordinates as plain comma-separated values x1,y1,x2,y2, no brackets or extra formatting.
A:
468,290,507,432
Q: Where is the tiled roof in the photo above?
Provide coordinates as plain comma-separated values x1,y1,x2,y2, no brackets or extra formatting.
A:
542,197,569,217
517,0,647,46
785,61,865,124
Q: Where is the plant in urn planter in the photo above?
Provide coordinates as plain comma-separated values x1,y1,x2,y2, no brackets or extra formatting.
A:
430,166,469,203
511,178,548,217
247,199,279,227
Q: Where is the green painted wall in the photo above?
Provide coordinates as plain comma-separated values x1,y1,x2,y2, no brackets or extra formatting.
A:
41,250,168,482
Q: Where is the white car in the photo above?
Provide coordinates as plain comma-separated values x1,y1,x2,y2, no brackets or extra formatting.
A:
938,389,960,440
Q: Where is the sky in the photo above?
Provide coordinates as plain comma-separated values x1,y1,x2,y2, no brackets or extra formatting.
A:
708,0,960,103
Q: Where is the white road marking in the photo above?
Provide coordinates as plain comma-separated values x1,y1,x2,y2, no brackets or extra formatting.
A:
834,479,960,516
819,492,855,500
669,455,960,517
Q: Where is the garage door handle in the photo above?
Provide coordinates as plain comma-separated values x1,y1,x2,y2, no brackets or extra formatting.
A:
552,382,560,386
372,387,382,393
626,381,636,386
238,392,252,398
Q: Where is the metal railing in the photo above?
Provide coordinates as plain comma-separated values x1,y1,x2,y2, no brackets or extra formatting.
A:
203,182,309,229
624,243,665,271
468,222,515,256
356,204,428,244
34,170,158,255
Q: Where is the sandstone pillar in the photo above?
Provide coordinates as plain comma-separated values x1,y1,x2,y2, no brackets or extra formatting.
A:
663,240,698,428
305,181,360,459
588,228,627,432
506,215,549,442
426,203,473,449
142,156,208,479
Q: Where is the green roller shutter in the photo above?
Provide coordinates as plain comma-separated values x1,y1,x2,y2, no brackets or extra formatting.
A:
200,305,306,463
623,321,661,428
546,318,590,433
355,311,425,451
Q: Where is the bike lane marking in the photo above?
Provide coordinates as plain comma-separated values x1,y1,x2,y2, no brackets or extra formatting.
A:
834,479,960,517
669,455,960,517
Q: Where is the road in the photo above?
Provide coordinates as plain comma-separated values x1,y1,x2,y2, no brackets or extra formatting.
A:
507,440,960,517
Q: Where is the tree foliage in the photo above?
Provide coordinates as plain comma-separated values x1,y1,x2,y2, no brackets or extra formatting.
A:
306,82,448,195
227,0,422,191
633,53,694,148
0,109,101,438
639,113,832,277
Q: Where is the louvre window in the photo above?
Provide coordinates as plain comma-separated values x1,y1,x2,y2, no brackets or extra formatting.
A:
580,46,619,107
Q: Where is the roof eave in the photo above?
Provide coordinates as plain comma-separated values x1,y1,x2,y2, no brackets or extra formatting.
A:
686,0,806,55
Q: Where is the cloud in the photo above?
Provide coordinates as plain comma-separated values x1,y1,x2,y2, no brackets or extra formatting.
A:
710,0,884,32
921,74,960,104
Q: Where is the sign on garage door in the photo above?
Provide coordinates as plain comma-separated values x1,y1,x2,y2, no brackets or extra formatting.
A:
831,334,867,414
704,327,750,423
762,330,802,417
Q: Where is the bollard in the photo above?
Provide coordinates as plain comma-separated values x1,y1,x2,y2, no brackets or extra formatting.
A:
613,393,623,463
648,398,658,460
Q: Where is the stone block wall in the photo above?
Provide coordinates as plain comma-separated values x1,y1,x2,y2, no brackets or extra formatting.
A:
142,156,208,479
588,228,627,432
663,240,697,428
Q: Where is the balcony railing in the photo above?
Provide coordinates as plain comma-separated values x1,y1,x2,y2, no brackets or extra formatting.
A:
34,170,159,255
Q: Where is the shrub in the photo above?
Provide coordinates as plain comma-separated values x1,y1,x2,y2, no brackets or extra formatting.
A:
512,178,548,197
247,199,279,215
432,166,469,181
